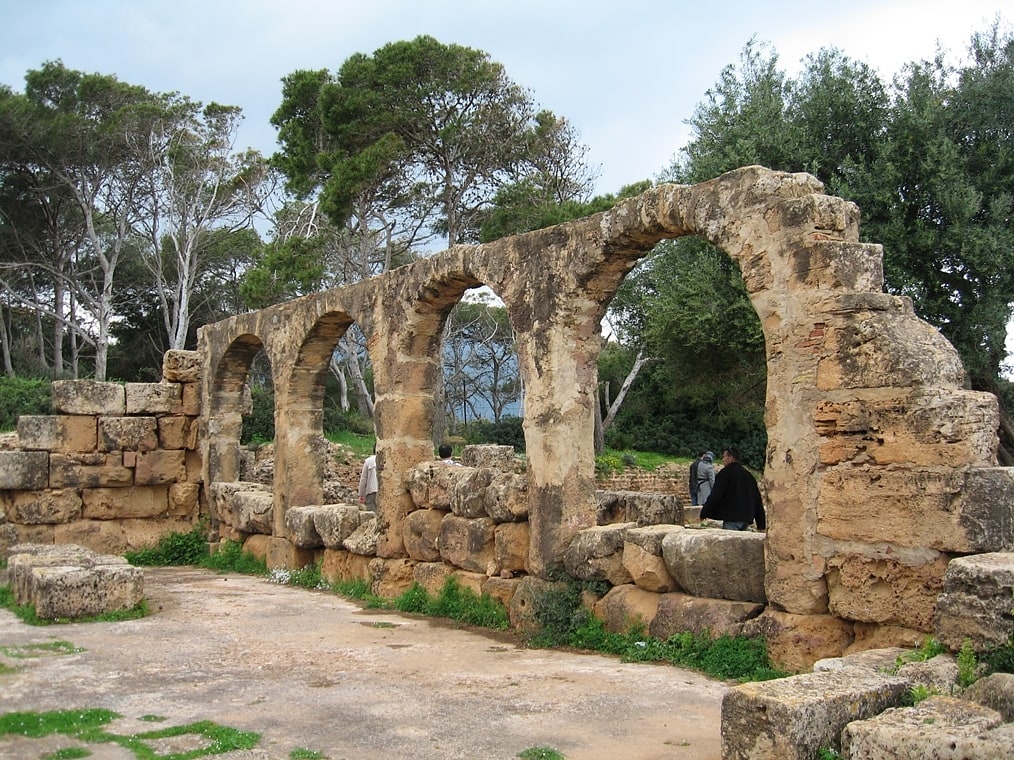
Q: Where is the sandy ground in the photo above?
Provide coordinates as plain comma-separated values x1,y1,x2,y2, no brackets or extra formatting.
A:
0,567,726,760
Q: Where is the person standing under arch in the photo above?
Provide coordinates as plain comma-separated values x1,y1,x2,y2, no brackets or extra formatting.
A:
700,447,765,531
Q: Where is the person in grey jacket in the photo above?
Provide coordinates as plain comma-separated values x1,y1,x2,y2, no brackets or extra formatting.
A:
695,451,716,505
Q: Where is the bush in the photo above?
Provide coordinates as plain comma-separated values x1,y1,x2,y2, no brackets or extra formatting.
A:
464,415,525,450
125,526,208,566
0,376,52,431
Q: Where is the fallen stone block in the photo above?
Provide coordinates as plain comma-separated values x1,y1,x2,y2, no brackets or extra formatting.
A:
841,695,1012,759
934,551,1014,650
722,669,908,759
312,504,361,549
285,506,324,548
662,527,766,602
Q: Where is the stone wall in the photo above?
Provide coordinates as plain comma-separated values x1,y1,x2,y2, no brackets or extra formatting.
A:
0,351,203,554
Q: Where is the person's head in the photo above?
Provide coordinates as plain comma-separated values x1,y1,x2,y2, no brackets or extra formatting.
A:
703,451,714,462
723,447,741,464
438,444,453,459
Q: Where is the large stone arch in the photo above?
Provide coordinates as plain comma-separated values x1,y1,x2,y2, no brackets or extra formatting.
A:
198,166,1009,615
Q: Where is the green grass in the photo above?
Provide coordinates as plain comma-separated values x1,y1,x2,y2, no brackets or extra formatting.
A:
392,578,510,630
324,429,376,458
0,641,84,658
0,708,260,759
518,748,566,759
289,749,325,760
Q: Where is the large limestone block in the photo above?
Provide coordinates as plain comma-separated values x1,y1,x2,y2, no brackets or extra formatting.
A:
482,575,520,611
3,489,82,524
369,557,416,599
413,561,455,596
460,444,515,471
963,673,1014,722
812,647,910,674
448,467,493,518
826,552,950,631
403,508,444,561
841,696,1012,760
17,415,97,453
815,293,966,391
722,669,908,760
285,506,323,548
320,548,372,584
934,552,1014,650
157,417,197,450
343,513,380,556
817,466,1014,553
133,449,186,485
0,451,49,489
168,482,200,516
312,504,361,549
32,562,144,619
438,514,495,574
264,536,314,571
125,382,183,415
814,390,998,468
742,609,854,673
508,576,567,634
49,453,132,488
180,382,201,416
484,472,528,522
82,486,169,520
661,528,766,602
404,462,453,509
51,380,125,415
593,584,660,634
98,417,159,453
232,490,273,534
596,490,681,526
494,521,529,575
208,481,268,528
562,523,635,586
162,349,201,383
786,239,883,293
896,654,960,695
623,525,681,592
649,592,764,641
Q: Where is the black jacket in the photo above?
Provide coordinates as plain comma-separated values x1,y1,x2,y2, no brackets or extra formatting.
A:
700,461,766,529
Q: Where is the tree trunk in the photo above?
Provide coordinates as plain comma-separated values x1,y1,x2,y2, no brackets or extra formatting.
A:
602,349,652,432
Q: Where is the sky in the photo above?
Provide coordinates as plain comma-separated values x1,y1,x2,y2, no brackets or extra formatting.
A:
2,1,1013,360
1,0,1010,198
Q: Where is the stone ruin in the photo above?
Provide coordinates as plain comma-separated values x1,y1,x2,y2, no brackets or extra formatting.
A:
1,165,1013,758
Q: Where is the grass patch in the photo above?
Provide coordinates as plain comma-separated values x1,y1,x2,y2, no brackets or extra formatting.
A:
0,586,148,626
0,641,84,658
0,708,261,758
125,526,208,566
518,748,566,759
324,429,376,458
393,578,510,630
289,749,325,759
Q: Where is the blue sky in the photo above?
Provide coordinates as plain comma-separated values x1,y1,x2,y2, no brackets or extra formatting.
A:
1,0,1010,197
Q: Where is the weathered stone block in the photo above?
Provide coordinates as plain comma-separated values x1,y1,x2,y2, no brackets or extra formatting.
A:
343,513,380,556
264,535,314,571
841,696,1012,759
661,528,766,602
208,481,269,529
844,622,927,656
623,525,682,592
3,489,82,524
403,508,444,561
649,591,764,640
168,482,200,516
439,514,495,574
319,548,372,584
133,449,186,485
369,556,416,598
817,466,1014,553
593,584,660,634
494,521,529,575
81,487,169,520
934,552,1014,650
963,673,1014,722
563,523,635,586
787,239,883,292
125,382,182,415
162,349,201,383
460,444,515,471
722,669,908,760
0,451,49,489
98,417,158,452
51,380,125,415
404,461,453,509
232,490,273,534
484,472,528,522
741,609,854,673
449,467,493,518
17,415,97,453
413,561,455,596
896,654,960,695
285,506,323,548
157,416,197,450
508,576,567,634
826,552,949,631
596,490,680,526
49,453,132,488
482,575,520,611
312,504,362,549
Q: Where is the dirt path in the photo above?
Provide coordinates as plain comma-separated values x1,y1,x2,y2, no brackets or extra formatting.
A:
0,567,726,760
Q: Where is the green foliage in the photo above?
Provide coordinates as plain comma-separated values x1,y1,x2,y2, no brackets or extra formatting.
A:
981,640,1014,675
289,749,324,759
325,429,376,458
271,562,326,590
0,640,84,658
518,748,566,760
464,415,525,450
241,383,276,445
0,708,260,758
903,683,939,706
817,749,843,760
125,526,208,566
894,636,947,670
392,578,510,630
0,376,52,430
957,638,980,688
199,540,268,576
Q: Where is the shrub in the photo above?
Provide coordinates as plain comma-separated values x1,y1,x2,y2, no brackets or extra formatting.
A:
125,526,208,566
0,376,52,431
465,415,525,450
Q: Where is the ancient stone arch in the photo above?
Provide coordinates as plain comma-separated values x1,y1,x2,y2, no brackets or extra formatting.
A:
198,165,1012,622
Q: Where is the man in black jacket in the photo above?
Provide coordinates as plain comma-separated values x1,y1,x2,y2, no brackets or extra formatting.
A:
700,447,766,531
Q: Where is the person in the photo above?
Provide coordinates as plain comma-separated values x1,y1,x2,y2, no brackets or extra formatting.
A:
696,451,716,505
700,447,766,531
358,448,378,511
437,443,461,465
689,450,705,506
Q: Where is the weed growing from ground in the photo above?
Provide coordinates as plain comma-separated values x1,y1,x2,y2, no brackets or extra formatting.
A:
518,747,566,759
201,539,267,575
393,578,510,630
0,641,83,658
125,525,208,566
957,638,980,688
893,636,946,671
289,748,325,759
